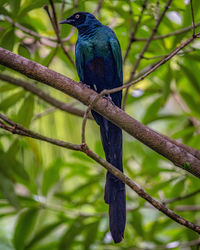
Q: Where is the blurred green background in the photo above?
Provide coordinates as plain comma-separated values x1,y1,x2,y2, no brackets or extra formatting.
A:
0,0,200,249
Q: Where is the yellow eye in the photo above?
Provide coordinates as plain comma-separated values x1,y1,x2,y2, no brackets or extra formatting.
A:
75,14,80,19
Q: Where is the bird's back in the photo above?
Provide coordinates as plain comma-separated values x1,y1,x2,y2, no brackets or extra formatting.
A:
76,25,122,107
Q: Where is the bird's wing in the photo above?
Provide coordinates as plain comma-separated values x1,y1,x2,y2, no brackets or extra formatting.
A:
109,38,123,84
75,42,85,82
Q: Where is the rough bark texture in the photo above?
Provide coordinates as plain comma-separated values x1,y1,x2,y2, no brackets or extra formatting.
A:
0,47,200,178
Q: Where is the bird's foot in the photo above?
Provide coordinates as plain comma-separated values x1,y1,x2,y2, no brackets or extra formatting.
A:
79,81,91,89
103,94,115,107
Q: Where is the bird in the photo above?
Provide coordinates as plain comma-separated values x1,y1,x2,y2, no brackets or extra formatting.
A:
60,12,126,243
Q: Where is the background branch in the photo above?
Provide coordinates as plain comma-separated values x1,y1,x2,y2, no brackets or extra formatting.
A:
0,113,199,234
43,4,75,66
123,0,173,109
0,73,93,120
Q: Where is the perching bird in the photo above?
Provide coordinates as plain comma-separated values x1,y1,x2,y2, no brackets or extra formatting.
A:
60,12,126,243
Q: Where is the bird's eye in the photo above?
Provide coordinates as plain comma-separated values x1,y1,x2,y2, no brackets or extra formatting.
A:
75,14,80,19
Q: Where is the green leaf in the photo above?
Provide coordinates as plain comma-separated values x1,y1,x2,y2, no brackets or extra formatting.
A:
131,210,143,237
1,29,15,51
13,208,39,250
0,239,14,250
58,218,85,250
180,91,200,118
0,90,25,112
17,93,34,127
19,0,60,16
83,220,100,250
0,140,29,182
162,67,172,101
41,160,62,196
0,173,19,209
9,0,21,16
0,84,17,93
142,96,163,124
170,178,185,197
179,64,200,93
18,44,31,59
25,221,63,249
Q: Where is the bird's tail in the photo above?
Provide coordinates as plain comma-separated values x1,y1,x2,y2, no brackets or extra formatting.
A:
100,119,126,243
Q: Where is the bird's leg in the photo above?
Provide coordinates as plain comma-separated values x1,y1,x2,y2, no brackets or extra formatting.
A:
79,81,91,89
103,94,115,107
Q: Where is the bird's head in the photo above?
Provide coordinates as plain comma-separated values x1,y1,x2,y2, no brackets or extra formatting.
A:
59,12,101,30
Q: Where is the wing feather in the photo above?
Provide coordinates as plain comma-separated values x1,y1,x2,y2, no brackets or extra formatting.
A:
109,38,123,84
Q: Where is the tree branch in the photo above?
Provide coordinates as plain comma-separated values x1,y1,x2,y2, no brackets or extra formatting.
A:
175,205,200,212
163,189,200,204
43,4,75,67
134,22,200,41
0,113,200,234
0,47,200,178
0,73,93,120
123,0,173,109
0,113,81,151
190,0,196,36
123,0,147,63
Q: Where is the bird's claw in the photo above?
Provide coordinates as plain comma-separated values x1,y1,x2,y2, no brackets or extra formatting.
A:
103,95,114,107
79,81,91,89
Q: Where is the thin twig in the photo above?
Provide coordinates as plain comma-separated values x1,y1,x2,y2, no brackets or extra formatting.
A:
33,107,57,121
163,189,200,204
103,34,199,96
175,205,200,212
172,89,200,133
152,238,200,249
43,5,75,66
49,0,59,32
46,45,59,67
141,48,196,60
60,0,65,21
1,113,200,234
0,73,93,120
123,0,173,109
93,0,103,16
0,114,81,151
134,22,200,41
190,0,196,36
123,0,147,63
4,14,200,45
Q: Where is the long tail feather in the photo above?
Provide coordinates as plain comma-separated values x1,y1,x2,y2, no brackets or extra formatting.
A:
100,118,126,243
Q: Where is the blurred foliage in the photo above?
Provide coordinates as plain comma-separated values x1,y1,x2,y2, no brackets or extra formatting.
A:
0,0,200,249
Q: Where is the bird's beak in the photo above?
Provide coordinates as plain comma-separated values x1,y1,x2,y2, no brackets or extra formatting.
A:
59,19,73,24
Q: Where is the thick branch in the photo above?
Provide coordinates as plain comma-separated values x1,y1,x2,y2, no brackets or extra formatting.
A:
0,47,200,178
0,114,200,234
0,73,93,120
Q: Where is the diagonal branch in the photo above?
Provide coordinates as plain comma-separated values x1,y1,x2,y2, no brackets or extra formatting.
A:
190,0,196,36
102,34,200,94
0,113,200,234
123,0,173,109
123,0,147,63
134,22,200,41
0,47,200,178
163,189,200,204
43,4,75,66
0,114,80,151
0,73,93,120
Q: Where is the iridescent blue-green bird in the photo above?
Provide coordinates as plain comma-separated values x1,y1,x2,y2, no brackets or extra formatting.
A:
60,12,126,243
